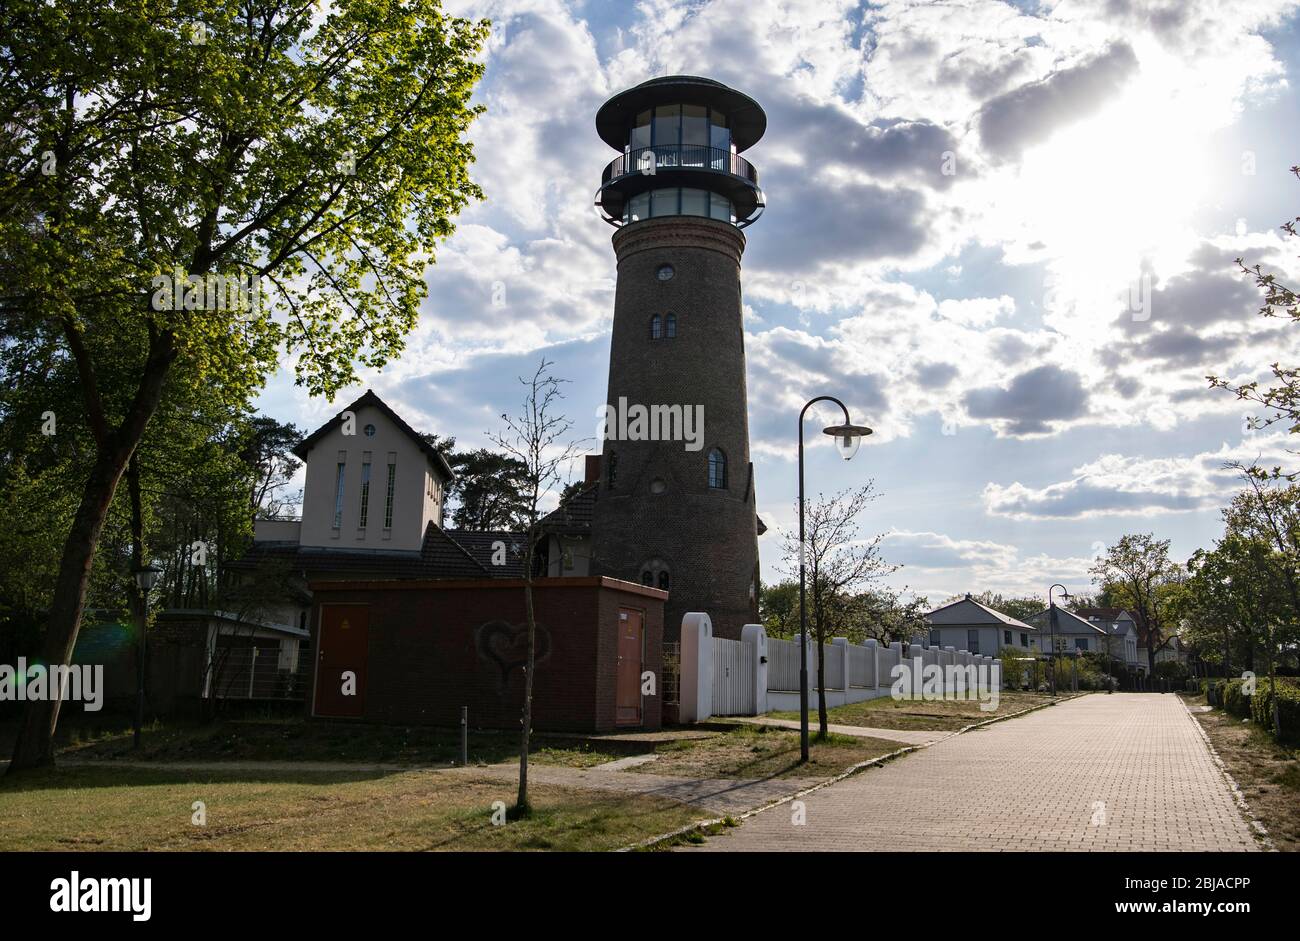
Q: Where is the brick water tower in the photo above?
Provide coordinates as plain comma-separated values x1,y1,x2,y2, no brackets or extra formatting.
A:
590,75,766,640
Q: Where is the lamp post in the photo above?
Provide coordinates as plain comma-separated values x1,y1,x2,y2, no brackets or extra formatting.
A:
798,396,872,763
132,564,161,749
1047,583,1071,697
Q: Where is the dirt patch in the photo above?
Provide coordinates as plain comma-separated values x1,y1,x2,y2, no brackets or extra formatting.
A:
641,725,900,779
771,691,1064,732
1186,695,1300,851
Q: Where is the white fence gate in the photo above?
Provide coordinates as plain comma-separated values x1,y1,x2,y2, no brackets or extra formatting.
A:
711,636,756,715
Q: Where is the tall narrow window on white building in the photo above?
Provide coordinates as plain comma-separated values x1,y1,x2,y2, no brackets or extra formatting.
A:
358,460,372,528
384,460,396,529
332,463,346,529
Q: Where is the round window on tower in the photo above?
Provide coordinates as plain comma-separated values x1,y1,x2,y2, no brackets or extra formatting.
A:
656,264,674,282
649,478,667,495
364,424,377,438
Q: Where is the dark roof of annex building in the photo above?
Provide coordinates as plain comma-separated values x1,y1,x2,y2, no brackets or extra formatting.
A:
231,522,491,581
445,529,527,578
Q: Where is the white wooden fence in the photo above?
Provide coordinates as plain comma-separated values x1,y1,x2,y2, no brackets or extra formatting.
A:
768,637,800,691
676,615,1002,722
711,636,756,716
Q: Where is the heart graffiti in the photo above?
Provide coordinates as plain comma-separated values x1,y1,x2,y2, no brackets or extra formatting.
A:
475,619,551,689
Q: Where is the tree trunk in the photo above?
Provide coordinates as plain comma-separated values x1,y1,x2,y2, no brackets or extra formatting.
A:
516,524,538,814
815,626,828,739
8,334,175,773
8,448,133,771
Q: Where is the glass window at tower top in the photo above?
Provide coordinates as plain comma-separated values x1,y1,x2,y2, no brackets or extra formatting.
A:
624,189,735,224
627,104,730,156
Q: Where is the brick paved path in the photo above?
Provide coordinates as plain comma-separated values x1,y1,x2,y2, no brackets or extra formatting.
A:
691,694,1260,851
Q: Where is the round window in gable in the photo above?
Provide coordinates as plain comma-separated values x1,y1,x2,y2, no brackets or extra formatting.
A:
650,478,667,495
364,424,377,438
656,264,675,282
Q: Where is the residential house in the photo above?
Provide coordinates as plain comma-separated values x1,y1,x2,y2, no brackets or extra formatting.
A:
924,594,1037,655
1025,606,1109,654
1074,607,1141,671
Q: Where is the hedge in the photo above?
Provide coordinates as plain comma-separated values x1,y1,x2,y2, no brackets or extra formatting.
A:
1222,678,1252,718
1249,677,1300,745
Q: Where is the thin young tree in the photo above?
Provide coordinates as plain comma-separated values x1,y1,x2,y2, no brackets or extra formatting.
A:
780,484,895,738
489,360,584,816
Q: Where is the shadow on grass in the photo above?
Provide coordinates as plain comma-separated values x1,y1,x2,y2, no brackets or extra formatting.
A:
0,764,397,794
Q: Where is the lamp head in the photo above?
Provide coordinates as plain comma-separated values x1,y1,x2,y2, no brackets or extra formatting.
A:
133,565,162,592
823,423,872,461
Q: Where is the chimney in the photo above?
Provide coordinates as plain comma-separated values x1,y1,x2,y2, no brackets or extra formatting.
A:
584,454,602,485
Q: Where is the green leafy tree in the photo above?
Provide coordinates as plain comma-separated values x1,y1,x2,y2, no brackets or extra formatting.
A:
448,448,531,531
759,580,801,639
1090,534,1179,675
1,0,487,771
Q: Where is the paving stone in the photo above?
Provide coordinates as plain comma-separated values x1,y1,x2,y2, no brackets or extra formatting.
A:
687,694,1260,852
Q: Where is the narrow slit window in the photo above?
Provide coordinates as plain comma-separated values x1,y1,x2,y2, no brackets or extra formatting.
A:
384,462,396,528
358,461,372,528
665,313,676,338
650,314,662,339
332,463,346,529
707,448,727,489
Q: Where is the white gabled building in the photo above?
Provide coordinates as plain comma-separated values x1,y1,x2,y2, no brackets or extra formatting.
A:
1074,607,1143,671
924,594,1038,656
1025,606,1109,654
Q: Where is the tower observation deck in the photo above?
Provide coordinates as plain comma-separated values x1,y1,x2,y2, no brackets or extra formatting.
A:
595,75,767,228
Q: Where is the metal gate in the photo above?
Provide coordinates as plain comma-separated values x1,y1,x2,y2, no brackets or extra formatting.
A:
711,637,756,715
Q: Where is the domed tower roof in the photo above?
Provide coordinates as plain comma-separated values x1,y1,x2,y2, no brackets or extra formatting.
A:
595,75,767,152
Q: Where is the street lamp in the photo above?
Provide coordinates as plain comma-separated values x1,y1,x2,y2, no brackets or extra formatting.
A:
1047,583,1071,697
798,396,872,763
132,564,161,749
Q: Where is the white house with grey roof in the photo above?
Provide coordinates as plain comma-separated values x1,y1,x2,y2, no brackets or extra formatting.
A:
1024,606,1109,654
924,594,1038,655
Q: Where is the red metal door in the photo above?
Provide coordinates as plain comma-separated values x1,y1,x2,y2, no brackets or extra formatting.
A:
616,607,643,726
313,605,369,717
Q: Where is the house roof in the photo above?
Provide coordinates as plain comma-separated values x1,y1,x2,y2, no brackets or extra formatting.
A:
292,389,455,483
924,595,1036,630
539,482,597,532
230,522,488,581
1074,606,1134,622
1026,607,1109,635
445,529,527,578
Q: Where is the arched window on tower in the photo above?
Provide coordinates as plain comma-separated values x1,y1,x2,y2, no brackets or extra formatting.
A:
707,448,727,489
665,313,677,338
649,314,662,339
640,558,670,591
607,450,618,489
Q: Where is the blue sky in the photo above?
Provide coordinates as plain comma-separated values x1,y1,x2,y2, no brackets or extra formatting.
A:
257,0,1300,604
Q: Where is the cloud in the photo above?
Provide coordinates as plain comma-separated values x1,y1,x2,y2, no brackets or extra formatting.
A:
962,364,1090,436
982,434,1295,519
881,530,1095,599
976,42,1139,159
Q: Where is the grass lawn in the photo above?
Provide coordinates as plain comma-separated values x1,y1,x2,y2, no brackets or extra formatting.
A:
36,716,622,770
642,724,901,779
768,690,1064,732
1181,692,1300,852
0,764,701,851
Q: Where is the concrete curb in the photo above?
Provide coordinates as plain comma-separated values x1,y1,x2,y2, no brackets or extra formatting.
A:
619,694,1074,852
1176,693,1275,851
